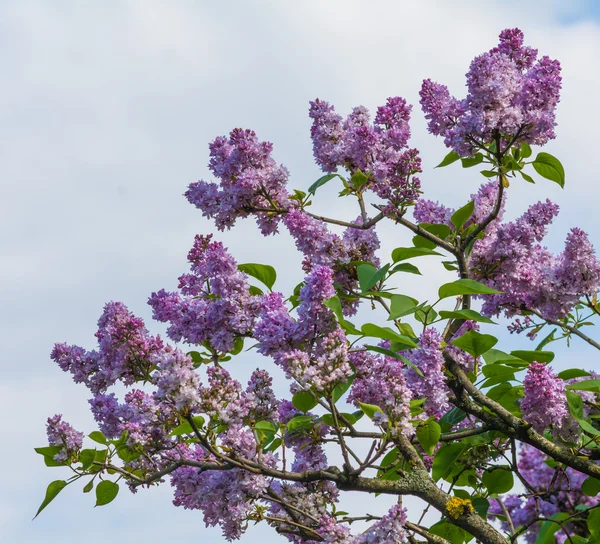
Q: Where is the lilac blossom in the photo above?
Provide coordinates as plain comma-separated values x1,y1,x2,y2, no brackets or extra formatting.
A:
490,445,596,543
51,302,163,394
353,505,408,543
46,415,84,463
149,234,258,352
420,28,561,156
521,362,569,433
185,128,290,235
153,347,201,412
404,328,450,418
348,349,413,436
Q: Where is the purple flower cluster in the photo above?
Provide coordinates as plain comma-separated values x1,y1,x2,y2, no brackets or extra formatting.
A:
405,328,450,418
171,429,276,541
46,415,84,463
185,128,290,235
420,28,561,156
353,505,408,543
283,211,380,315
490,445,595,543
153,347,201,412
255,265,353,394
521,362,570,434
149,234,258,352
348,349,413,436
309,97,422,215
51,301,164,394
469,193,600,320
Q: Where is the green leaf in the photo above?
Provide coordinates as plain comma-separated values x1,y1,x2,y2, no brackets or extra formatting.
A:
255,421,278,433
416,420,441,456
590,508,600,537
583,477,600,497
89,431,107,445
323,296,362,335
361,324,417,347
292,391,318,413
480,170,498,178
83,480,94,493
357,263,389,292
414,305,438,326
432,443,466,481
439,407,468,432
532,152,565,188
451,201,475,231
510,350,554,364
308,173,341,195
487,383,523,414
567,392,584,420
286,415,314,432
169,416,205,437
537,513,569,544
358,402,382,419
238,263,276,290
332,376,355,403
520,171,535,184
390,262,421,275
482,467,514,495
391,247,441,262
471,497,490,518
95,480,119,507
567,379,600,393
438,279,502,299
558,369,592,380
451,330,498,358
34,480,67,518
521,142,532,159
578,418,600,437
436,150,461,168
350,169,369,190
248,285,264,296
536,328,557,350
439,309,496,324
78,449,96,471
461,153,484,168
34,446,66,467
388,294,419,320
429,520,467,544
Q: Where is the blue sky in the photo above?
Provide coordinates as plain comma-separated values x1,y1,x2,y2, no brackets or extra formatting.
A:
2,1,600,542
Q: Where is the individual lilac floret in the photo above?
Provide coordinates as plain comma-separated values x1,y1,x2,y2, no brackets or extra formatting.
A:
185,128,290,235
153,347,201,413
149,234,258,353
420,28,561,156
521,362,568,432
51,302,164,394
405,328,450,418
354,504,408,543
46,415,84,463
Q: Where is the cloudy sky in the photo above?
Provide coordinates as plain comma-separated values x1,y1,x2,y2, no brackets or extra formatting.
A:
3,1,600,542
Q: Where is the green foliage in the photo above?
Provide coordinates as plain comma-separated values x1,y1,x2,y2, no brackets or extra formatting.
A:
238,263,277,290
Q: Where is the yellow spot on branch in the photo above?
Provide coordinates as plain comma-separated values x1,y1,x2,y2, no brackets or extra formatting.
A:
446,497,474,519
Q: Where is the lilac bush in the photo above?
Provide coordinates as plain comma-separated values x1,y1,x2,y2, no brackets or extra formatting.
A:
36,29,600,543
